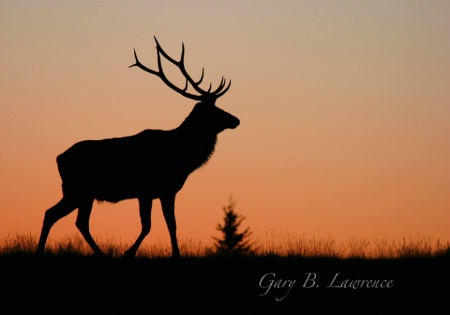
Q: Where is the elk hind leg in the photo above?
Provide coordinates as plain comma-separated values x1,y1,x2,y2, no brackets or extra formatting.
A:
75,198,104,256
37,198,77,254
125,197,152,257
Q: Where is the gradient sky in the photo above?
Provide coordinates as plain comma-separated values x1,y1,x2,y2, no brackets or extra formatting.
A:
1,1,449,247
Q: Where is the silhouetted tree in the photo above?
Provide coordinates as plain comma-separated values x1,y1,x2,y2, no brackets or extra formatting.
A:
214,197,252,255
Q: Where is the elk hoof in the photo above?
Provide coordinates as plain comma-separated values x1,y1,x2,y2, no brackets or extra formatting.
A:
124,249,137,258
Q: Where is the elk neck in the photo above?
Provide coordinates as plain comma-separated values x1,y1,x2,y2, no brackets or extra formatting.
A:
171,108,219,172
170,101,238,172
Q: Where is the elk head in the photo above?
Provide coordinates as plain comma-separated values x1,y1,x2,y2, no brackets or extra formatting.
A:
129,37,240,134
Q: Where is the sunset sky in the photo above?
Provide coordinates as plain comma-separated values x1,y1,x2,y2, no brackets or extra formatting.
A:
1,1,449,248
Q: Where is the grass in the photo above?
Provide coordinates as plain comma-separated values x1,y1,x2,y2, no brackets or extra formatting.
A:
0,232,448,313
1,231,448,259
252,230,450,258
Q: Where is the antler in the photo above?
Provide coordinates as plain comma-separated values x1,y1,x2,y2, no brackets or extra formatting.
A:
129,36,231,101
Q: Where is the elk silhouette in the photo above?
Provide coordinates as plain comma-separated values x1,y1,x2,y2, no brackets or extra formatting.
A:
36,37,240,258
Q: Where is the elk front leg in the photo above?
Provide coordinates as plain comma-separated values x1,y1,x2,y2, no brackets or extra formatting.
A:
75,198,104,256
124,197,153,257
160,194,181,259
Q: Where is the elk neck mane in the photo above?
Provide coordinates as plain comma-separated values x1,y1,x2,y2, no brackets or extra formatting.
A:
171,111,219,172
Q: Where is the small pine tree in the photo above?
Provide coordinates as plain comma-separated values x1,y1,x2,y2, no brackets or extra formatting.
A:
213,197,252,255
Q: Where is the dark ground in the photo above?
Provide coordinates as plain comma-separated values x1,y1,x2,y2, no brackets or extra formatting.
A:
0,253,448,314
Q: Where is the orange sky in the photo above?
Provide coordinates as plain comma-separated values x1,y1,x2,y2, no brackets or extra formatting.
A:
1,1,449,248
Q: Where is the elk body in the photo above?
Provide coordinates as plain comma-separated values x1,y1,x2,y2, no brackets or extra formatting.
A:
36,37,239,258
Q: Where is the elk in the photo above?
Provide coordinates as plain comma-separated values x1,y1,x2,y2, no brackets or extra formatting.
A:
36,37,240,258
